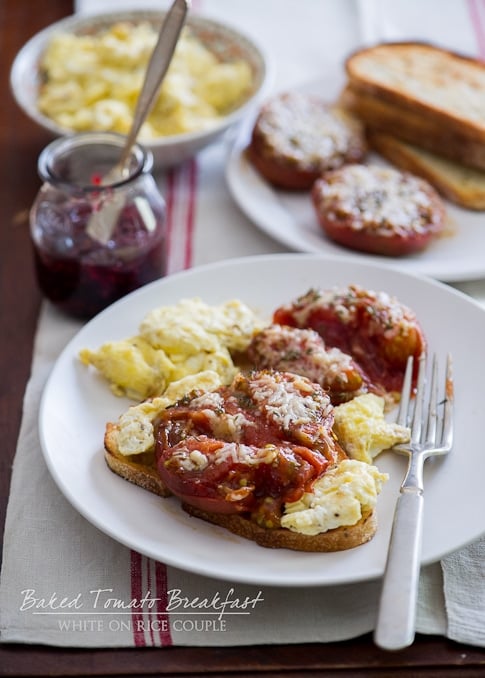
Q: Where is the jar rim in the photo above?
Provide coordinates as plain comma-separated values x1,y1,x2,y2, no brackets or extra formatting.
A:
37,132,154,191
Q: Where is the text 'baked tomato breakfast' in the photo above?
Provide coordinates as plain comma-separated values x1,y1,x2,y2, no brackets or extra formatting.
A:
84,284,423,552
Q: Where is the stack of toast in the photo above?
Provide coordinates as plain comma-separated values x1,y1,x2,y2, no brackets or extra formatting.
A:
341,41,485,210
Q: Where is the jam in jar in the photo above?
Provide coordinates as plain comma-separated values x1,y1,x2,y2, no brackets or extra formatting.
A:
30,132,166,318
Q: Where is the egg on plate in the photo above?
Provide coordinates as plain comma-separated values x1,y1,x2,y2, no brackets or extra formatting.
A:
79,297,266,401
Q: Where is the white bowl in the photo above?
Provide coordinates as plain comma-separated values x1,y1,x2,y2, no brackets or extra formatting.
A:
10,9,271,168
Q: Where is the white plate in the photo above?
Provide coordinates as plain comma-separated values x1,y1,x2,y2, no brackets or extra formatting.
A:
226,76,485,283
40,253,485,587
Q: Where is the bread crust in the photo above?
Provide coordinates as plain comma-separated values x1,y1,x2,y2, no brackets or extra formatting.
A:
103,421,378,552
340,85,485,171
345,42,485,144
183,503,377,552
104,422,171,497
367,131,485,211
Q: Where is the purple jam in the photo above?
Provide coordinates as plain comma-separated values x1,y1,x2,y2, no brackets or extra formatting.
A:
32,198,166,319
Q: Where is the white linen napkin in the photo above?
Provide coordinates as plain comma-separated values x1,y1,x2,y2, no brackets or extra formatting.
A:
2,0,485,649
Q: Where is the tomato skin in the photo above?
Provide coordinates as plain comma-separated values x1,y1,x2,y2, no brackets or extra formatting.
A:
315,213,437,256
157,437,255,514
157,436,328,516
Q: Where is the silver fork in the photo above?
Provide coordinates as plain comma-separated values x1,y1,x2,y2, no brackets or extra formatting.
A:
374,352,454,651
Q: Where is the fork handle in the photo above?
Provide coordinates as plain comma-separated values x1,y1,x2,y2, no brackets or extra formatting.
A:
374,488,424,651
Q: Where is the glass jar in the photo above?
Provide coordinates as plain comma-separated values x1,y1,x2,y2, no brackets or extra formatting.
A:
30,132,166,319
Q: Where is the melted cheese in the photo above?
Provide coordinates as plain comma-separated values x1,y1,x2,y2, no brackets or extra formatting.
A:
249,372,332,430
172,442,278,472
281,459,388,535
256,92,362,170
315,164,436,236
289,285,419,344
251,325,355,385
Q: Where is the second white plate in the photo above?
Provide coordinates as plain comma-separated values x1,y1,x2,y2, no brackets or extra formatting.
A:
226,75,485,283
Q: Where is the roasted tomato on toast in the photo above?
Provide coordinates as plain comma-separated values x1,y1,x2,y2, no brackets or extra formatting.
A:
155,370,343,528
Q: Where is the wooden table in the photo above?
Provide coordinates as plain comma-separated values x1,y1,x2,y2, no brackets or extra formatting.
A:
1,1,485,675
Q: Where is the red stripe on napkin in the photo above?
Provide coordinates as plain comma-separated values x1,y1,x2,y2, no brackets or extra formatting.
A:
155,560,173,646
164,169,176,275
145,557,156,646
130,550,146,646
184,159,198,269
468,0,485,57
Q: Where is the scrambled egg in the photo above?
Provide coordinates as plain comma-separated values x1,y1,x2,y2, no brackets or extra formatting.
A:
281,460,388,535
79,336,174,400
276,393,409,536
333,393,410,464
79,297,265,401
37,22,254,138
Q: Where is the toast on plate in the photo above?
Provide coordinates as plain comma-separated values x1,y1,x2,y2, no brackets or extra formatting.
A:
104,369,390,552
345,42,485,146
366,130,485,210
340,83,485,173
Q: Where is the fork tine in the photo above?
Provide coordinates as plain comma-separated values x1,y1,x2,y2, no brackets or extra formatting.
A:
441,353,454,450
397,355,414,428
410,352,427,445
425,354,438,445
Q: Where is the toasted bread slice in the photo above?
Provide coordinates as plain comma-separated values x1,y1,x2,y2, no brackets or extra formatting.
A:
340,85,485,171
104,422,171,497
183,503,376,552
103,421,378,552
367,131,485,210
345,42,485,144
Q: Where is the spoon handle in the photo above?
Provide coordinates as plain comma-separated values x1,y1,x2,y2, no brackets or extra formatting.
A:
117,0,190,170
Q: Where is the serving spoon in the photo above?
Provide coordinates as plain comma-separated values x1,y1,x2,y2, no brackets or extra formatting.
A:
86,0,190,242
104,0,190,184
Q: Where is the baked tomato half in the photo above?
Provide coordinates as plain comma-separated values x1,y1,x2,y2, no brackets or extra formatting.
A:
247,324,381,404
312,164,445,256
273,285,426,394
248,92,366,190
155,370,337,526
156,436,327,517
